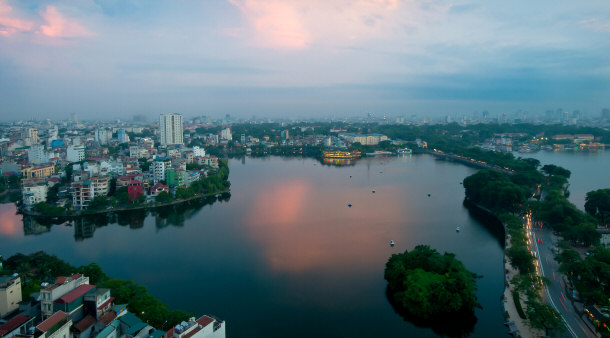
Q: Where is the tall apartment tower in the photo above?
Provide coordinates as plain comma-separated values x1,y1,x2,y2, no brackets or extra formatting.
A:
159,113,184,146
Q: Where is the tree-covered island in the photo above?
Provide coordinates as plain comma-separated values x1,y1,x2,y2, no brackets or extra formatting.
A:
384,245,479,319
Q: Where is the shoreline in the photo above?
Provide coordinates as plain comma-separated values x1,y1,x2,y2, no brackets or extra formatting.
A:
464,200,538,337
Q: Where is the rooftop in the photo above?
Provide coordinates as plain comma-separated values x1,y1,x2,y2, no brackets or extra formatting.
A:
73,315,96,333
55,284,95,304
36,311,68,333
0,315,31,336
96,320,119,338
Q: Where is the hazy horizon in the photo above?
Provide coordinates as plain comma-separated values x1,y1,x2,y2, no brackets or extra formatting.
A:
1,0,609,121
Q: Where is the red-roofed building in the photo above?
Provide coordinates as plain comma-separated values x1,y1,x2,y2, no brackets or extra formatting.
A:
128,180,143,202
72,315,96,338
150,183,169,197
53,284,96,319
41,274,90,319
164,315,225,338
0,315,34,338
35,311,72,338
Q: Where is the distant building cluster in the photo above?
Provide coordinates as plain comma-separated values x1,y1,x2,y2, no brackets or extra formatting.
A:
0,273,225,338
0,113,221,211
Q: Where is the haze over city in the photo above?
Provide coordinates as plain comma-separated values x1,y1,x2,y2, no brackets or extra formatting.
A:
1,0,609,121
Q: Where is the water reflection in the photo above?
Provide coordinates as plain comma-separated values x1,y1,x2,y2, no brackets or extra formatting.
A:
19,193,231,241
245,178,410,273
386,287,478,338
0,204,22,236
321,158,357,166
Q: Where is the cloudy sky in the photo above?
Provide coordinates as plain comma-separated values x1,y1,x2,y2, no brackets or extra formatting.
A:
0,0,609,120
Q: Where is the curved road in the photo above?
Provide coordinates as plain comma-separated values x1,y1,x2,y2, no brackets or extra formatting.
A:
527,216,597,338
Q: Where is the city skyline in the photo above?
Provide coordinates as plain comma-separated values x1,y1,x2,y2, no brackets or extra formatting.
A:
1,0,609,120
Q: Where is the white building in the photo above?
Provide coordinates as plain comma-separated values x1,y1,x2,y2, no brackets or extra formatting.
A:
40,274,89,319
67,145,86,162
160,113,184,146
153,157,172,184
28,144,48,164
100,160,124,176
193,146,206,157
95,129,111,145
24,128,39,146
71,177,109,209
220,128,232,141
182,171,201,187
167,315,225,338
22,181,48,210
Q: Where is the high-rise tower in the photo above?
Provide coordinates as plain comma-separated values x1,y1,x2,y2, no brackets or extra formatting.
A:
159,113,184,146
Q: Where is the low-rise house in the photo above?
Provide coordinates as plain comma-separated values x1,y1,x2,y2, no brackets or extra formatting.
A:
22,164,55,179
117,174,143,188
182,171,201,187
0,314,35,338
22,179,48,210
164,315,225,338
72,315,97,338
150,183,169,198
0,274,22,317
194,156,218,169
118,312,155,338
128,181,143,202
71,177,109,210
94,319,119,338
83,289,113,320
40,274,90,319
53,284,96,321
35,311,72,338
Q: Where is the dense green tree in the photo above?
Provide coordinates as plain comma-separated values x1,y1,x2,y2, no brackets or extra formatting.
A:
557,247,610,304
87,196,110,210
175,186,195,199
139,158,151,172
542,164,571,179
33,202,65,217
155,191,171,203
78,263,108,285
585,189,610,225
526,300,565,335
384,245,478,319
506,245,535,274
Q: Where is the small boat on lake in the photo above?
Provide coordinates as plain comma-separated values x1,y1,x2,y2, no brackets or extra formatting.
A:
390,240,395,247
456,226,460,232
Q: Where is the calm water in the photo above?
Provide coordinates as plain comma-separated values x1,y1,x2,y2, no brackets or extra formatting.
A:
515,150,610,209
0,155,509,337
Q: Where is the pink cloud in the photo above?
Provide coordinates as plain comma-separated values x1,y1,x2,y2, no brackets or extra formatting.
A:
0,0,34,36
580,18,610,32
39,5,91,38
227,0,436,50
229,0,311,49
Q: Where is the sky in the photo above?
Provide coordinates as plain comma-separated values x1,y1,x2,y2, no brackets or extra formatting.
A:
0,0,609,121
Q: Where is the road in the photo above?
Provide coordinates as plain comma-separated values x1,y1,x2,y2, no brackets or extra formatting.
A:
526,215,597,338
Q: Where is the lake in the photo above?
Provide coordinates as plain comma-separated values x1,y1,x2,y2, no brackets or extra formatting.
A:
514,150,610,210
0,154,509,337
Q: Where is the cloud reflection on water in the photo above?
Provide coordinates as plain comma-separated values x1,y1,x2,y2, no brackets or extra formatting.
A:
245,178,410,275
